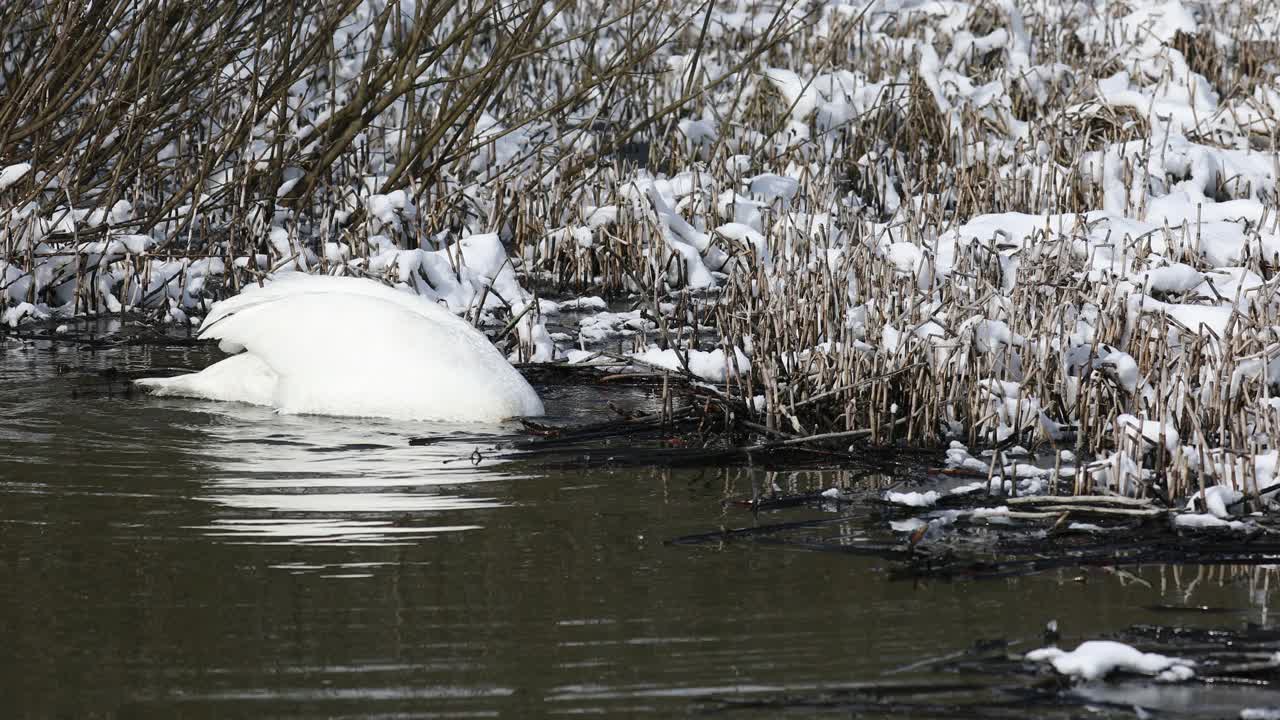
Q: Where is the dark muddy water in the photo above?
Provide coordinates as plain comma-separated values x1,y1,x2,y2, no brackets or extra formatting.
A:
2,340,1278,718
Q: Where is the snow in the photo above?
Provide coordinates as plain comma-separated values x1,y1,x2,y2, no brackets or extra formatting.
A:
885,490,941,507
632,345,751,383
3,301,48,327
137,275,544,422
1173,513,1247,531
1067,522,1105,532
1185,484,1244,519
558,296,608,312
0,163,31,191
564,349,601,364
1116,414,1179,454
678,119,717,147
1137,263,1203,294
578,310,654,342
970,506,1012,520
1026,641,1195,681
890,517,927,533
747,173,800,203
116,234,154,255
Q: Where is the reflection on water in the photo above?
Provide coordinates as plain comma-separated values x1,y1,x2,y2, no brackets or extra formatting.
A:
1075,679,1280,716
194,518,484,545
2,341,1279,718
166,401,515,545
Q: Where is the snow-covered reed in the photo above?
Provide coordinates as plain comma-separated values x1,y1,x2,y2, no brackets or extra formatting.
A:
515,0,1280,506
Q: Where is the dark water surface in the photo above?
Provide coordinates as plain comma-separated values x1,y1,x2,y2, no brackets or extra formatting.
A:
2,342,1278,718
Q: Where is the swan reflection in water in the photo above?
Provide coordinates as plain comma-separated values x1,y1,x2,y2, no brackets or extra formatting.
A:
170,399,519,549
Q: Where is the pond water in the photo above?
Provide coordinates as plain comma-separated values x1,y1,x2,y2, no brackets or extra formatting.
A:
2,341,1278,717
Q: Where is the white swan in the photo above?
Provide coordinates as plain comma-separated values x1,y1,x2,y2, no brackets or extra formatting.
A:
136,274,544,422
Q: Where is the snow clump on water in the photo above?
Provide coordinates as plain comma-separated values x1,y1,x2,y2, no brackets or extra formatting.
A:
1027,640,1196,682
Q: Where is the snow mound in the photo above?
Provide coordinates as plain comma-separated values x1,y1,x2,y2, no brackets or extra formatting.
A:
632,345,751,383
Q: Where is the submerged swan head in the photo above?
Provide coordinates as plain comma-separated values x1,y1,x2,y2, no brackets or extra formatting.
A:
137,274,545,422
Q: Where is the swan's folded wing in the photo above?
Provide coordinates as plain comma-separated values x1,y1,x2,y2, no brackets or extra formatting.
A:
200,274,459,341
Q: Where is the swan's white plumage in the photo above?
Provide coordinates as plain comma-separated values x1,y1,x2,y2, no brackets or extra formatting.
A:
137,275,544,422
142,352,277,407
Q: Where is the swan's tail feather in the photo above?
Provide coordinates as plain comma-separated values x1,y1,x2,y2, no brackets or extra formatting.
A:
134,354,277,406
